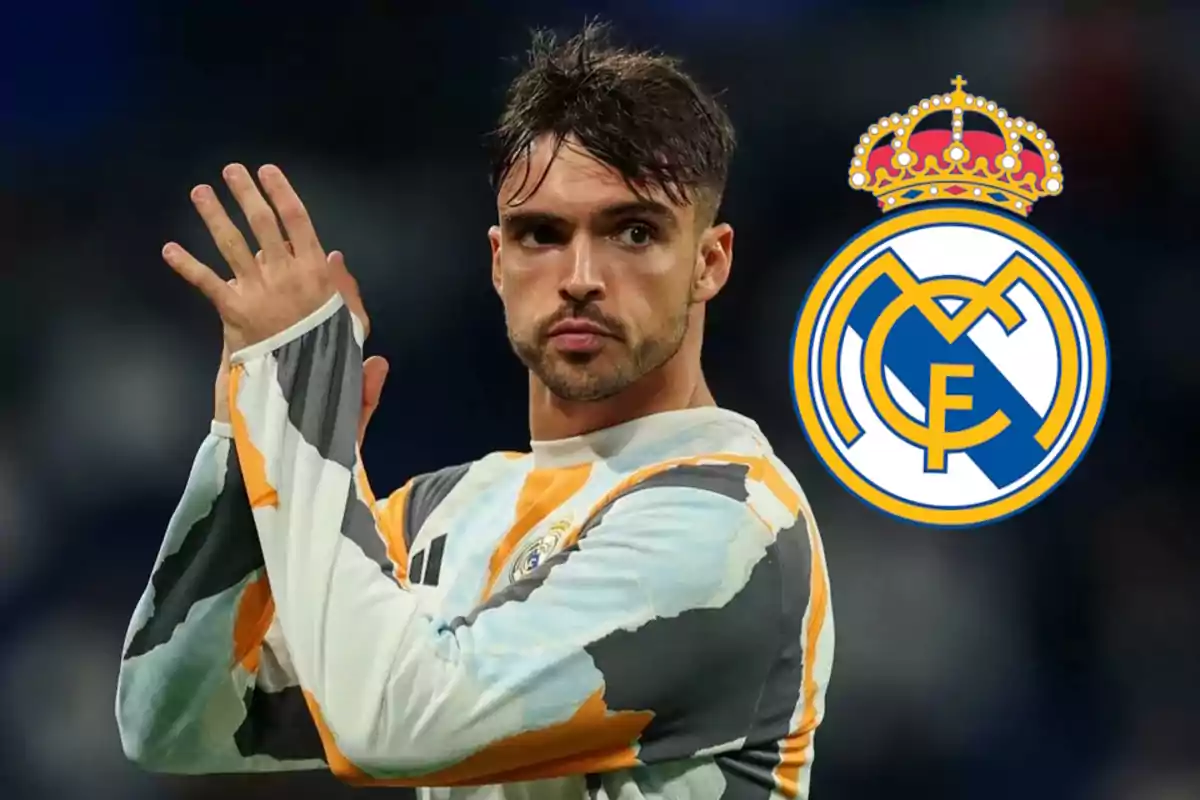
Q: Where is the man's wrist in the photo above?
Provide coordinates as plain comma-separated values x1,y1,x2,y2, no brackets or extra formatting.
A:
229,293,345,365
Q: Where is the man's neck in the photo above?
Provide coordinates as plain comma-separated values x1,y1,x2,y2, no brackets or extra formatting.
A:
528,360,715,442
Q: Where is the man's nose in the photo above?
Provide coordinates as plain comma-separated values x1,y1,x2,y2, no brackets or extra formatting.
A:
560,238,605,303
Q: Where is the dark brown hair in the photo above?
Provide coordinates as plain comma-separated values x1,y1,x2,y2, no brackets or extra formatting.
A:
488,20,736,221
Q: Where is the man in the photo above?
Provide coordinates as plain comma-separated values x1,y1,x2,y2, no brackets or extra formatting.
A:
116,22,833,800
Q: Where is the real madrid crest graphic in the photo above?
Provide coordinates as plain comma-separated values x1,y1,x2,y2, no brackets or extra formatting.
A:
790,76,1110,528
511,519,572,582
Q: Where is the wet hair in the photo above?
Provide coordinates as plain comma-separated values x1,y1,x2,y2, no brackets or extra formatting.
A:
488,20,736,222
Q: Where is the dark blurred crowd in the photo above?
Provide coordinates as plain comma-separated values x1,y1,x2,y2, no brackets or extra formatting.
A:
2,2,1197,799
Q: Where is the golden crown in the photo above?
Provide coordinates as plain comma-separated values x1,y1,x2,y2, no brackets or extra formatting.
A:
848,76,1063,217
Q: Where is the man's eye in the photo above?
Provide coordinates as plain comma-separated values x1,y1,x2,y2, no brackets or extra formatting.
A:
614,223,656,248
519,225,565,247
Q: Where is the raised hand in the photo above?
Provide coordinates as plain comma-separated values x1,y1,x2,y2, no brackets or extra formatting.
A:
163,163,343,353
182,164,388,437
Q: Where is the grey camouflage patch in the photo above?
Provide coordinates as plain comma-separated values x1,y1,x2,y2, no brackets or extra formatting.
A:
272,304,361,471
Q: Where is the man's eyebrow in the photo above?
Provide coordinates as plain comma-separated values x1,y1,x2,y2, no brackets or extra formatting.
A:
499,210,564,229
596,200,676,222
499,200,678,230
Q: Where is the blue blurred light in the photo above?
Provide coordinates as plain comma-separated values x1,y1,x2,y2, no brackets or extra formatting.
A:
0,1,135,157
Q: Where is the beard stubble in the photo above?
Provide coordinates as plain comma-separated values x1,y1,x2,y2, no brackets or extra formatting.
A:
508,299,692,402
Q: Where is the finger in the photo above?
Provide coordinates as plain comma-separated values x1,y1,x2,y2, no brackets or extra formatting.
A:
258,165,324,261
329,250,370,338
163,242,236,310
189,184,259,282
362,356,389,408
358,356,389,443
221,163,290,266
218,334,231,372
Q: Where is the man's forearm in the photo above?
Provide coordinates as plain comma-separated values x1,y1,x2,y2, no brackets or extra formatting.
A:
227,295,578,784
116,424,325,774
227,294,450,776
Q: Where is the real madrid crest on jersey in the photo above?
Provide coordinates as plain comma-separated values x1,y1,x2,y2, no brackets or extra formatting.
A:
511,518,572,582
791,76,1109,528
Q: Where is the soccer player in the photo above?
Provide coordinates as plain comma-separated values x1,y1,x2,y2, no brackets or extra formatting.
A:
116,22,833,800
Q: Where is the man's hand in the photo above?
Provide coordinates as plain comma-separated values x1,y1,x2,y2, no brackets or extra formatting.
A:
163,163,345,354
189,164,388,441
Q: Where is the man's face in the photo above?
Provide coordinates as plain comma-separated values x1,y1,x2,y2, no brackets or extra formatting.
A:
489,137,702,402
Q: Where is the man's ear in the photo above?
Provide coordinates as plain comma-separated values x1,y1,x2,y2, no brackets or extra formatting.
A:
488,225,503,296
692,223,734,303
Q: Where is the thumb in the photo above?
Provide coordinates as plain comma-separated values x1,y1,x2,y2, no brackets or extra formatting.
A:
358,355,390,443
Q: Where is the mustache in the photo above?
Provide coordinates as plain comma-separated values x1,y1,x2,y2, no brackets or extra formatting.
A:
537,304,626,341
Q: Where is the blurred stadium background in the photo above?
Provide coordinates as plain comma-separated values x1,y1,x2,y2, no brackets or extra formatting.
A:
2,1,1197,798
